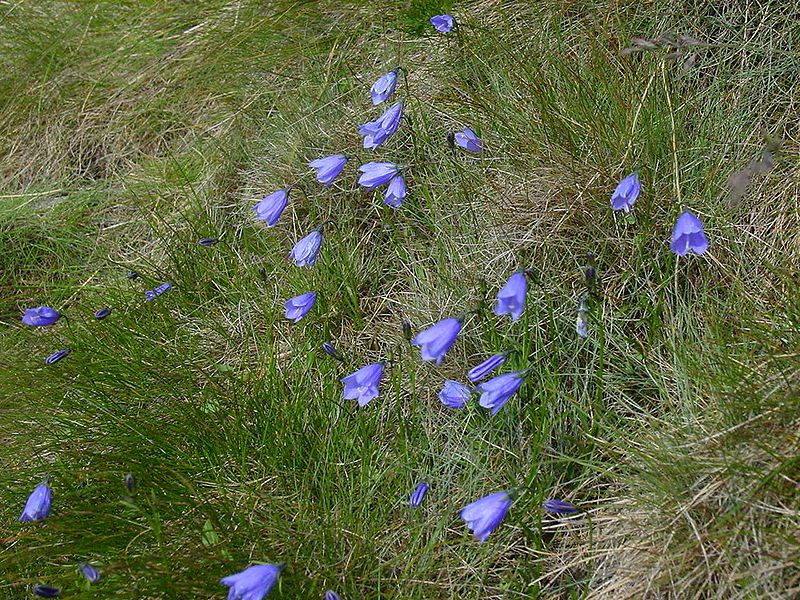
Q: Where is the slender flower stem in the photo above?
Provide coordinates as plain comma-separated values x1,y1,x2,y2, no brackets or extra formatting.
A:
662,60,682,205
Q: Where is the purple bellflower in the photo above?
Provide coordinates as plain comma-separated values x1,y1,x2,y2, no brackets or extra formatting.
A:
370,69,399,105
22,306,60,327
197,237,219,246
341,362,384,407
45,349,70,365
439,380,472,408
467,353,508,383
543,499,578,515
670,210,709,256
610,172,641,213
431,14,455,33
358,162,399,189
476,372,525,415
460,491,512,542
358,103,403,149
454,128,483,153
384,174,407,208
19,482,52,522
94,307,112,320
221,563,284,600
410,481,430,508
309,155,348,188
145,282,172,301
494,272,527,321
253,188,290,227
33,585,60,598
324,592,341,600
411,317,462,365
290,227,323,267
284,292,317,323
79,563,101,583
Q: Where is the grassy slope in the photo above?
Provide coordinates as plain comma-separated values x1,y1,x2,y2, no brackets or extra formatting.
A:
1,1,798,598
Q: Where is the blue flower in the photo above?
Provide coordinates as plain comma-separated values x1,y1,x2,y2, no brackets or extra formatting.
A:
321,341,343,361
19,482,52,522
341,362,384,407
220,564,284,600
439,380,472,409
370,69,398,105
45,349,70,365
284,292,317,323
253,188,290,227
290,228,323,267
460,491,512,542
33,585,60,598
411,317,462,365
670,210,709,256
324,592,341,600
543,499,578,515
197,237,219,246
358,103,403,149
476,372,524,415
79,563,101,583
22,306,60,327
358,162,399,189
124,473,137,492
127,271,139,280
410,481,430,508
494,272,527,321
383,174,406,208
454,127,483,153
610,172,641,213
431,14,455,33
94,307,112,320
467,353,507,383
309,155,348,188
576,294,589,339
145,282,172,301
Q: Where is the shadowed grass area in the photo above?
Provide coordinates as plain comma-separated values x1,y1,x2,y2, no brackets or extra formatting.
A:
1,1,798,598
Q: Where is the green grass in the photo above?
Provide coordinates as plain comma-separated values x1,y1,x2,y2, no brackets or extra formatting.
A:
1,1,798,598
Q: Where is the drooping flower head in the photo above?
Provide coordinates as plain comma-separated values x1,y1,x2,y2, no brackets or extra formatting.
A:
411,317,462,365
197,237,219,246
476,371,525,415
253,188,290,227
19,482,52,522
439,380,472,409
45,349,70,365
321,341,344,361
127,270,139,280
431,14,455,33
79,563,101,583
494,272,527,321
309,155,348,188
383,174,407,208
467,353,508,383
22,306,60,327
290,227,323,267
220,563,283,600
358,103,404,149
33,585,60,598
370,69,398,105
460,491,512,542
670,210,709,256
145,282,172,301
610,172,641,213
358,162,399,189
324,592,341,600
284,292,317,323
410,481,430,508
94,307,112,320
124,473,137,492
454,127,483,153
341,362,384,407
543,499,578,515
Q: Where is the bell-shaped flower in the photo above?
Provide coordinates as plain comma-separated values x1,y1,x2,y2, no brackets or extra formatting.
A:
197,237,219,246
33,585,60,598
94,307,112,320
145,282,172,301
543,499,578,515
19,482,52,522
409,481,430,508
370,69,398,105
454,127,483,153
309,155,348,188
439,380,472,408
45,349,70,365
253,188,290,226
467,353,507,383
476,372,524,415
284,292,317,323
341,362,384,407
431,14,455,33
220,563,283,600
358,162,399,189
494,272,527,321
324,592,341,600
383,174,407,208
670,210,709,256
610,172,641,213
22,306,60,327
79,563,101,583
411,317,462,365
290,228,323,267
460,491,512,542
358,103,403,149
